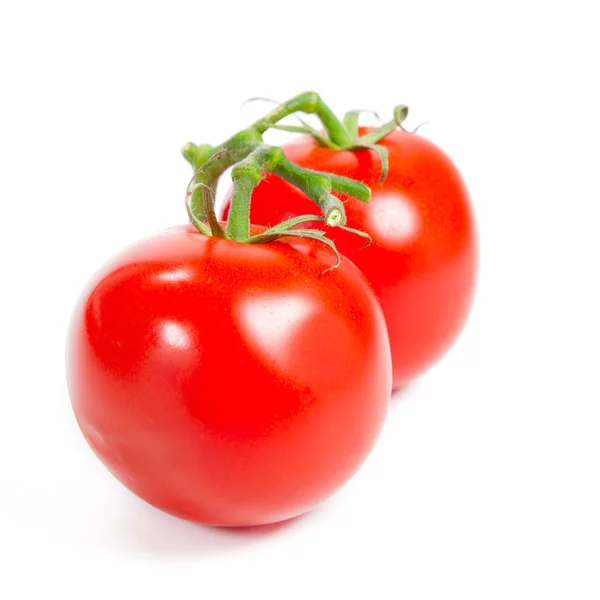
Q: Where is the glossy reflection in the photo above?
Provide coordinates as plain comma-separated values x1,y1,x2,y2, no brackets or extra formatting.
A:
366,192,419,248
159,320,191,350
238,292,316,363
154,267,194,284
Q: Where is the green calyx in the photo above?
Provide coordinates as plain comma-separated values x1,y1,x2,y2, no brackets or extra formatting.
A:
182,92,414,269
266,94,411,184
183,144,370,270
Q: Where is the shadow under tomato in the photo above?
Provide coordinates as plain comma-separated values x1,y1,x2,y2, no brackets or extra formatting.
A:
115,492,309,558
218,515,303,536
390,379,421,408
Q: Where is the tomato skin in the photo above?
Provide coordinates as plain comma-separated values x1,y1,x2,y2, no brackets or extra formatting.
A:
232,129,478,389
66,225,391,527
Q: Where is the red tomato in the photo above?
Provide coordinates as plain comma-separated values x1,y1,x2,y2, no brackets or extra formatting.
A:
230,129,478,389
66,225,391,527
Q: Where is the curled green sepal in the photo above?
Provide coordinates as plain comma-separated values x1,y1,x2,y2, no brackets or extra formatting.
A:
357,105,409,146
247,223,341,273
400,121,430,134
247,213,371,248
184,197,210,236
394,105,409,126
254,214,325,233
184,151,231,237
268,123,337,149
337,224,372,249
353,143,389,184
245,214,372,272
202,184,227,239
343,109,381,138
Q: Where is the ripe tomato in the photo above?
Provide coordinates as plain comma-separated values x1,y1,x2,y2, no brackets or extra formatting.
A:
231,129,478,389
66,225,391,527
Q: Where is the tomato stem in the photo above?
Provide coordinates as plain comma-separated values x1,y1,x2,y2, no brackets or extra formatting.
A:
249,96,414,185
182,93,373,242
252,91,353,148
180,92,412,264
181,91,362,225
225,145,372,241
227,146,275,241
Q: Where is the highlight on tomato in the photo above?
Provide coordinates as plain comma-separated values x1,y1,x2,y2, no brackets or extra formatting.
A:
219,94,478,390
67,123,392,527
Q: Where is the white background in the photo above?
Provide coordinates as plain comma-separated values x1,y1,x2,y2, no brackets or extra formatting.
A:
1,1,599,598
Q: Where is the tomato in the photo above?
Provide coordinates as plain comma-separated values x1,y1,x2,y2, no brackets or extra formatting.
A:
229,129,478,389
66,224,391,527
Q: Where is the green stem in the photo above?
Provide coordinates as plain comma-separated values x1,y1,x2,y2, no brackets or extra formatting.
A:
182,131,263,223
226,146,274,240
181,92,363,226
273,156,370,222
180,92,383,249
224,145,371,240
357,105,409,145
252,91,353,148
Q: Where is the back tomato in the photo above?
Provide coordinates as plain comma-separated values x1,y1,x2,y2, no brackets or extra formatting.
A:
67,225,391,527
234,129,478,389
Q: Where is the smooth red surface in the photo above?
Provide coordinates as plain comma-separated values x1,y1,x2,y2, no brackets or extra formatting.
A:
67,225,391,527
228,129,478,389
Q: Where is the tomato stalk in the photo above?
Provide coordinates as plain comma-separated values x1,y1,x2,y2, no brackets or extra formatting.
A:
227,145,372,241
251,91,353,148
182,97,371,222
253,93,412,183
181,92,377,266
182,93,412,225
183,148,370,269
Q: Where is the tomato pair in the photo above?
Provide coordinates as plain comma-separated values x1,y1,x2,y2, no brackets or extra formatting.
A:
67,95,477,527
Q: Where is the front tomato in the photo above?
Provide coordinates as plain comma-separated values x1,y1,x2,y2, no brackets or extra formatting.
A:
67,225,391,527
